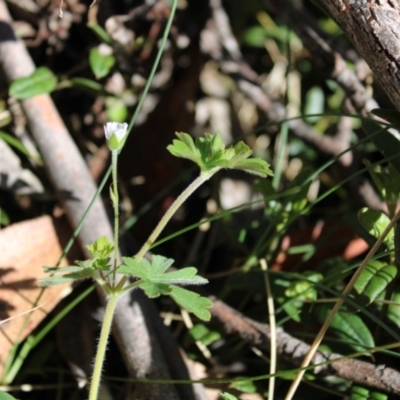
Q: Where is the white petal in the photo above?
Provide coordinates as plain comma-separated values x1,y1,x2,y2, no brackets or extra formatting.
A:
104,122,127,141
114,122,128,140
103,125,109,139
104,122,115,140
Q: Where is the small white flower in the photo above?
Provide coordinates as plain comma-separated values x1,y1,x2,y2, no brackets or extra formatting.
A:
104,122,128,140
104,122,128,150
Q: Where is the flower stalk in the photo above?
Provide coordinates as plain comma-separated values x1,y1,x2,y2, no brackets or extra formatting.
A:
111,149,119,287
103,122,128,287
88,293,119,400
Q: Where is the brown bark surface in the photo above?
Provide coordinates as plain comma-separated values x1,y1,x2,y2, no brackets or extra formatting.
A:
320,0,400,110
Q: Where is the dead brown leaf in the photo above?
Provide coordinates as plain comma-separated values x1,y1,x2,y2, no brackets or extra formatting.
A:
0,215,81,378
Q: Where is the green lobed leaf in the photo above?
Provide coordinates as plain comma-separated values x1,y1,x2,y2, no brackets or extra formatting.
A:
233,158,273,177
63,267,97,280
139,281,172,298
228,141,253,163
38,275,77,287
119,255,175,280
119,258,148,279
120,256,208,301
167,132,200,164
170,286,213,320
177,132,199,153
40,259,98,287
91,255,112,271
150,267,208,285
10,67,57,99
120,255,208,285
353,261,397,306
89,47,116,79
197,133,226,167
167,132,273,178
87,236,114,258
358,208,393,246
42,265,84,274
42,269,95,285
75,257,106,273
150,254,176,274
316,306,374,353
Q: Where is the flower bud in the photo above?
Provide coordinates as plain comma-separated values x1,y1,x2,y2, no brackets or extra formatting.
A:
104,122,128,150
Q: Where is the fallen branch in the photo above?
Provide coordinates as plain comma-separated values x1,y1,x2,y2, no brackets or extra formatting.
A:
210,298,400,395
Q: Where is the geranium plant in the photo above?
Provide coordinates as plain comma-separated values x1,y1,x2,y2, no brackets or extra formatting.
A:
40,127,273,399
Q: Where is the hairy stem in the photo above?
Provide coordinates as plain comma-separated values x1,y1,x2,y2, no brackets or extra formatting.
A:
89,293,119,400
135,174,209,261
111,150,119,287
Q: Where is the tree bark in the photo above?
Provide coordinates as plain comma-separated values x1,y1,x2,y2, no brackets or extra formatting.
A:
320,0,400,110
